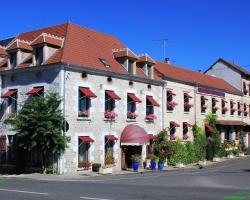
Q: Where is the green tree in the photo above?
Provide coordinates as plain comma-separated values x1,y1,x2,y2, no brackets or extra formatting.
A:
7,92,68,172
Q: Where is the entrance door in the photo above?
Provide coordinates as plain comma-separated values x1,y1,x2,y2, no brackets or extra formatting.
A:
121,146,142,169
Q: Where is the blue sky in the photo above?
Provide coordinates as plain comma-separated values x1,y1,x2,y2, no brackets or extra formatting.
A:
1,0,250,71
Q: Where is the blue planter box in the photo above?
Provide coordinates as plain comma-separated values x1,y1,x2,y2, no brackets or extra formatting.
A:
158,162,164,170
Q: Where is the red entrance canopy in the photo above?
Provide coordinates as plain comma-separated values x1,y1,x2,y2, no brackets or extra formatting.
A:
106,90,121,100
79,87,97,98
170,121,180,127
79,136,94,143
105,135,118,141
128,93,141,103
26,87,43,95
1,89,17,98
205,124,215,132
146,96,160,107
120,125,149,145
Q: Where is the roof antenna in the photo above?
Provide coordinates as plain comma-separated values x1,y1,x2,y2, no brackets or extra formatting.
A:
153,38,174,61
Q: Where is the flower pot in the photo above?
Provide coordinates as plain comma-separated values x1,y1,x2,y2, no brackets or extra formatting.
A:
150,161,157,170
132,162,139,172
158,162,165,170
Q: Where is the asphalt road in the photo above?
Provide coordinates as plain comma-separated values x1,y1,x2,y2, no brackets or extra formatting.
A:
0,157,250,200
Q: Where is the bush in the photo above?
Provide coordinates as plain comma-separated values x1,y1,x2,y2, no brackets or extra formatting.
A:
217,143,227,158
92,163,101,172
45,165,54,174
193,124,206,161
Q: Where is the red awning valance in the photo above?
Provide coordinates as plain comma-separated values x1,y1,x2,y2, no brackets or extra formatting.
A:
80,87,97,98
205,124,215,132
146,96,160,107
184,122,193,128
222,99,228,103
26,87,44,95
167,90,176,96
184,93,192,98
105,135,118,141
79,136,94,143
1,89,17,98
106,90,121,100
170,121,180,127
148,134,157,141
128,93,141,103
120,125,149,145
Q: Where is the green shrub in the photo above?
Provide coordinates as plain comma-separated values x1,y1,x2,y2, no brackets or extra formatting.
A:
217,143,227,157
92,163,101,172
45,165,54,174
193,124,206,161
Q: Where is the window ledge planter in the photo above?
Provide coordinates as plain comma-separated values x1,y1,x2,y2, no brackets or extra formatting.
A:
104,111,117,120
213,157,220,162
99,166,113,174
175,163,185,168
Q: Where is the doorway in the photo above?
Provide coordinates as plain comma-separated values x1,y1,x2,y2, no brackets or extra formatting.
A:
121,146,142,169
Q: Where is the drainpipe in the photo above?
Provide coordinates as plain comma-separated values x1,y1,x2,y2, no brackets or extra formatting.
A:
194,84,197,124
162,82,165,130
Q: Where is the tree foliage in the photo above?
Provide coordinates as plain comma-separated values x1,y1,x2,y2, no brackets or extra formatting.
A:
7,92,68,171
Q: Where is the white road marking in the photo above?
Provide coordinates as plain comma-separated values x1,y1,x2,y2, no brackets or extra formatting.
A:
0,188,49,195
80,197,112,200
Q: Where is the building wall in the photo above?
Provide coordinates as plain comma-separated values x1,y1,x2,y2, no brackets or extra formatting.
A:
63,70,163,173
206,62,242,91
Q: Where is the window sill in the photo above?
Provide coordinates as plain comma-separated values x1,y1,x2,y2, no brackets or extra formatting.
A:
103,118,116,122
126,119,137,122
145,119,155,123
184,112,190,114
77,117,92,121
166,110,174,113
201,112,206,115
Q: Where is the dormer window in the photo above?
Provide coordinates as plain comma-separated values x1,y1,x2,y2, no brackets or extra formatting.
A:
9,52,17,68
35,47,44,65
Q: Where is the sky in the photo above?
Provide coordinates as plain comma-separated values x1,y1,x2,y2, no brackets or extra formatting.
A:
0,0,250,72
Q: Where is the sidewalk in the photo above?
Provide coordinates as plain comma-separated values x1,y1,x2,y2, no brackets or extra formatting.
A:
0,155,248,181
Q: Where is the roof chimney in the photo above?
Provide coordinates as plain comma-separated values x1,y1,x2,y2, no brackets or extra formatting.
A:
164,58,170,64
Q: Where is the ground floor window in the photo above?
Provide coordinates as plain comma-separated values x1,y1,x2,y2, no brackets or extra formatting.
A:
78,139,89,167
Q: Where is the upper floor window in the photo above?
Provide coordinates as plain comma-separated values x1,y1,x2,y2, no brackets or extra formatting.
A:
167,90,177,111
26,86,44,97
9,52,17,68
237,102,242,116
243,82,248,95
104,90,120,119
184,93,192,112
221,99,228,115
212,98,218,114
78,87,97,118
230,101,236,115
127,93,141,119
146,96,159,120
1,89,18,114
201,96,208,113
35,47,44,65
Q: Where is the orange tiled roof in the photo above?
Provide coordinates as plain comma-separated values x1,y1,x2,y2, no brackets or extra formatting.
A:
155,61,242,95
0,47,7,56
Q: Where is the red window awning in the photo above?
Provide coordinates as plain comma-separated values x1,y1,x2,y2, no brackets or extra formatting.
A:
213,98,219,102
222,99,228,103
201,96,208,101
1,89,17,98
184,93,192,98
79,136,94,143
167,90,176,96
105,135,118,141
170,121,180,127
205,124,215,132
184,122,193,128
26,87,44,95
146,96,160,107
128,93,141,103
106,90,121,100
148,134,157,141
80,87,97,98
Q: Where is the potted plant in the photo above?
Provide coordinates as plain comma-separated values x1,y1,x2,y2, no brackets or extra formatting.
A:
131,154,140,172
145,154,154,169
158,153,166,170
151,156,159,170
92,163,101,172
